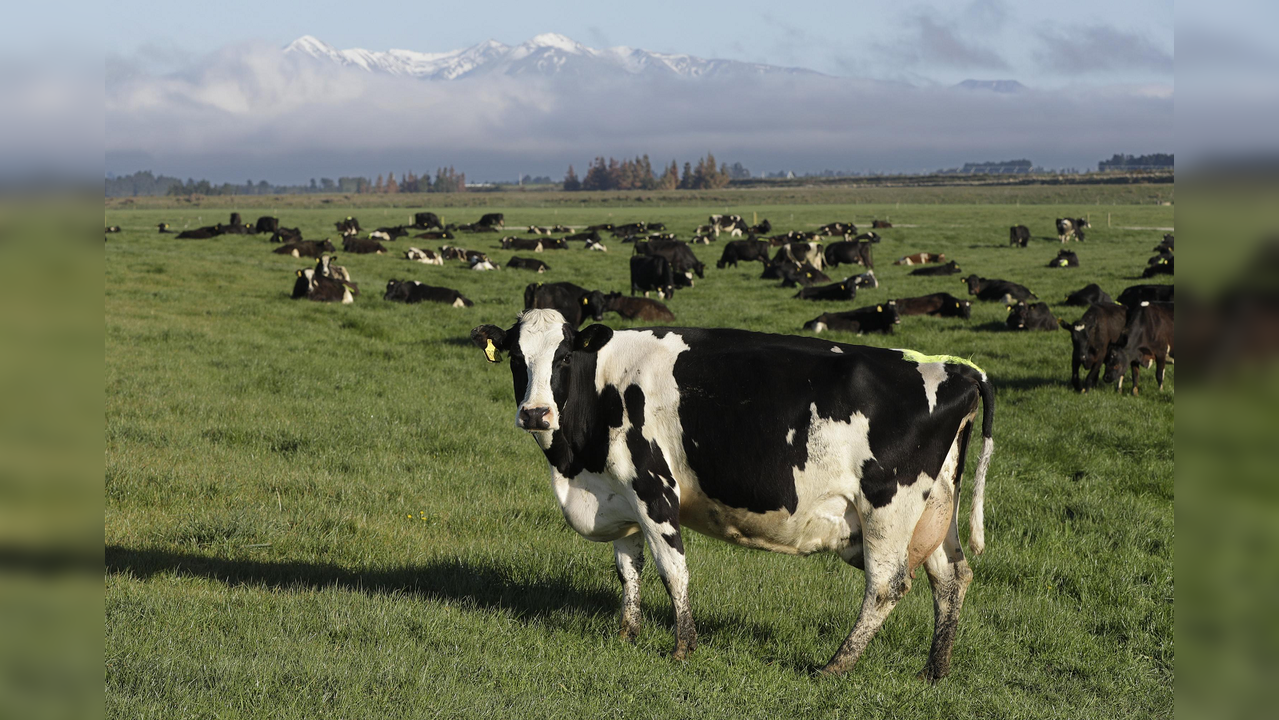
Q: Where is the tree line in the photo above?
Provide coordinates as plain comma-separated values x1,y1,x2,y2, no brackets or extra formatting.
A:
563,153,749,191
105,168,468,198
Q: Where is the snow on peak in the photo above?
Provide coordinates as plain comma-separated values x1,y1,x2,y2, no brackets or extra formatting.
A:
526,33,583,53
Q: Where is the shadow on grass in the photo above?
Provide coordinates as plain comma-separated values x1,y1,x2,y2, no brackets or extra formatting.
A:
991,376,1064,392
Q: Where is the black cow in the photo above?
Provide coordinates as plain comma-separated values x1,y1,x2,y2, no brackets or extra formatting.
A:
634,240,705,286
255,216,279,234
1059,303,1127,392
229,212,243,227
384,280,474,307
603,293,676,322
823,240,874,269
523,282,606,327
105,226,121,233
469,309,994,679
794,279,857,301
895,293,972,319
413,212,443,230
564,230,604,243
501,237,544,251
273,240,336,258
803,302,901,334
818,221,857,237
477,213,505,228
1009,225,1031,247
507,257,550,273
1117,284,1174,307
176,226,223,239
961,275,1037,303
1006,302,1058,331
716,240,771,269
415,230,455,240
872,220,893,229
909,261,962,277
585,223,615,233
630,256,677,299
1056,217,1089,242
335,217,361,235
1102,302,1175,395
1142,256,1174,277
766,261,830,287
1064,283,1113,306
750,219,772,234
342,238,387,254
157,223,172,233
1155,234,1174,252
270,227,303,243
1049,249,1080,268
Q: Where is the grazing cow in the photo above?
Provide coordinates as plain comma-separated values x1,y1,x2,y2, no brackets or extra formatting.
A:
273,240,335,258
507,257,550,273
501,237,544,252
851,270,878,289
1049,249,1080,268
1056,217,1089,242
415,230,455,240
909,261,962,277
413,212,443,230
523,282,606,327
1006,302,1058,331
603,293,676,322
254,216,279,234
1102,302,1175,395
1142,256,1174,278
818,221,857,237
775,242,825,270
1063,283,1114,306
895,293,972,319
794,279,857,301
404,247,444,265
895,252,946,266
872,220,893,229
477,213,505,228
105,226,121,233
176,226,223,239
630,256,678,299
271,227,303,243
802,301,901,334
1117,284,1174,307
469,309,994,679
384,280,474,307
343,237,387,255
157,223,172,233
634,240,705,286
823,240,874,269
1009,225,1031,247
961,275,1037,304
1059,303,1127,392
335,217,362,235
717,239,771,268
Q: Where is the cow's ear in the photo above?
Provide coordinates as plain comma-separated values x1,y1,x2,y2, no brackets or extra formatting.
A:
1058,319,1071,330
574,324,613,353
471,325,509,363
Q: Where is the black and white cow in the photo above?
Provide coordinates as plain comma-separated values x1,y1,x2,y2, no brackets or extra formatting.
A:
961,276,1037,304
716,240,771,268
507,257,550,273
273,239,336,258
470,310,995,680
1059,303,1127,392
818,221,857,237
1009,225,1030,247
1006,302,1058,331
775,242,825,270
1102,302,1175,395
634,240,705,287
335,217,362,235
523,283,607,327
766,261,830,287
343,237,387,255
384,280,474,307
630,255,677,299
1056,217,1089,243
1063,283,1113,306
1117,284,1174,307
501,237,544,252
1142,255,1173,278
803,302,901,334
404,247,444,265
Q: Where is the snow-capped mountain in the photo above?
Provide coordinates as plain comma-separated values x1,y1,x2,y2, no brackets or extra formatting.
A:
284,33,824,80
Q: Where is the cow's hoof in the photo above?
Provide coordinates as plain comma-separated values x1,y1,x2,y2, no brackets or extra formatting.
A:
818,662,848,677
916,666,947,684
619,625,640,643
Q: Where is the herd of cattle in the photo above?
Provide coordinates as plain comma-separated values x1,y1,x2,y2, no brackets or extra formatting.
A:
148,209,1173,395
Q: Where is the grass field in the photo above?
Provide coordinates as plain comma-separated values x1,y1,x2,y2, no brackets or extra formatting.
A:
105,188,1173,719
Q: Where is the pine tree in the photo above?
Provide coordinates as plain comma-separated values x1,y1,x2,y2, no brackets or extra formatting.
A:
563,165,581,191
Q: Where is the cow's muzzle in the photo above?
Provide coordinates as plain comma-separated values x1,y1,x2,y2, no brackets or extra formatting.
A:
517,406,554,431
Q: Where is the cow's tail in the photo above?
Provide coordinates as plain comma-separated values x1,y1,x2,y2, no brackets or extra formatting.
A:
969,374,996,557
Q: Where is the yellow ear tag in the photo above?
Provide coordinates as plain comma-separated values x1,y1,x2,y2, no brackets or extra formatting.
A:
877,305,882,312
581,298,588,304
484,339,498,362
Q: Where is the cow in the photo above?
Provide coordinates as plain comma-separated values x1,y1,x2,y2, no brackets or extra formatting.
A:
543,239,570,250
585,223,615,233
909,261,962,277
527,226,552,236
176,226,223,239
413,212,443,230
1009,225,1031,247
603,293,676,322
612,222,651,237
1059,303,1127,392
404,247,444,265
292,258,358,303
802,301,901,334
1156,234,1174,252
818,221,857,237
1064,283,1114,306
631,256,677,300
823,240,874,270
456,223,499,233
1056,217,1089,243
961,276,1037,304
468,309,995,680
439,246,469,261
634,240,705,287
384,280,473,307
415,230,455,240
523,283,606,327
775,242,825,270
766,261,830,288
850,270,878,289
255,216,279,234
469,256,501,271
1006,302,1058,331
1117,284,1174,307
157,223,172,233
750,219,772,234
1102,302,1175,395
507,257,550,273
872,220,893,229
1049,249,1080,268
717,240,772,269
584,237,608,252
316,254,352,283
501,237,544,252
105,226,121,233
709,214,747,237
229,212,243,227
855,232,882,244
769,230,815,246
1148,250,1174,266
895,252,946,266
895,293,972,319
1142,256,1174,278
335,217,362,235
794,279,857,302
477,213,505,228
564,230,604,243
342,237,387,255
271,227,303,243
273,240,335,258
374,226,411,240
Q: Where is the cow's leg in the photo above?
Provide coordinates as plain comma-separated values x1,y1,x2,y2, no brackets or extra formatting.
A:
918,510,973,683
637,516,695,659
1071,357,1083,392
1130,363,1141,396
1083,362,1102,392
821,510,913,676
613,533,645,641
1156,355,1168,391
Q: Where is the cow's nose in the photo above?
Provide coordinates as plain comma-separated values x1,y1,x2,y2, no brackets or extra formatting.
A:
517,406,552,430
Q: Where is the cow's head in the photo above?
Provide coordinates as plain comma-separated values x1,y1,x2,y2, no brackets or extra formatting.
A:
954,298,973,319
1007,302,1029,329
1059,319,1093,366
1101,337,1131,384
885,300,901,324
472,310,614,436
960,275,982,294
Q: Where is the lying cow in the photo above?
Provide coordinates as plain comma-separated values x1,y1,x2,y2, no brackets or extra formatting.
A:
1049,249,1080,268
1142,256,1173,278
716,240,771,268
794,279,857,301
1117,284,1174,307
176,226,223,239
818,221,857,237
501,237,544,252
850,270,878,289
909,261,962,277
292,257,358,303
255,216,279,234
523,282,606,327
273,240,336,258
895,252,945,266
413,212,443,230
415,230,455,240
335,217,361,235
1056,217,1089,242
895,293,972,319
404,247,443,265
1060,303,1127,392
631,255,677,299
271,227,303,243
961,275,1037,304
383,280,473,307
765,261,830,287
374,226,411,240
871,220,893,229
1102,302,1175,395
603,293,676,322
823,240,873,269
507,257,550,273
1064,283,1113,306
105,225,121,233
476,212,505,228
803,302,901,334
343,237,387,255
1009,225,1030,247
1006,302,1058,331
527,226,555,236
469,308,994,680
157,223,172,233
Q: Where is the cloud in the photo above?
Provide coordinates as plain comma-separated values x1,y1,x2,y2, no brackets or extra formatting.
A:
106,42,1172,182
1036,25,1173,75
